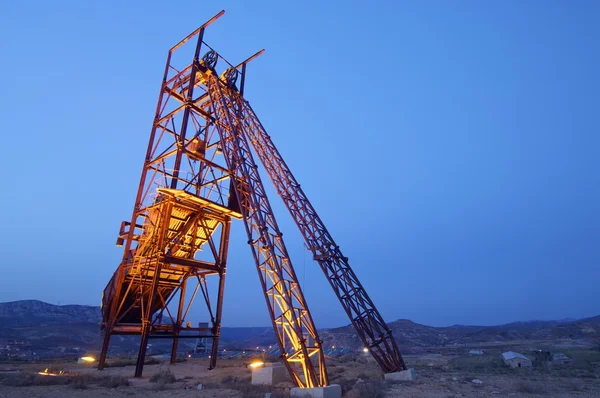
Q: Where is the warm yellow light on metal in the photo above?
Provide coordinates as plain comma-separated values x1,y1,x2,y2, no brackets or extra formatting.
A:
80,356,96,362
248,361,264,368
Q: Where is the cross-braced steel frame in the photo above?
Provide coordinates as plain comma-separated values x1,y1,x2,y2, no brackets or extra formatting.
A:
98,11,239,378
99,10,406,388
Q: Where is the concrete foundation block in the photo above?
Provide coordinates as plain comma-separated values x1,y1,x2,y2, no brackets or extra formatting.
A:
251,365,288,385
290,384,342,398
384,368,416,382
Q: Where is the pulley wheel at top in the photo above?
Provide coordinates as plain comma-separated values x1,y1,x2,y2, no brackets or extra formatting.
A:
223,67,239,88
201,50,218,70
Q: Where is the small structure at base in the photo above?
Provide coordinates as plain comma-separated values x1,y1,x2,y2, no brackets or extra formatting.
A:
551,353,572,365
501,351,532,368
290,384,342,398
251,365,287,385
469,349,484,355
384,368,416,382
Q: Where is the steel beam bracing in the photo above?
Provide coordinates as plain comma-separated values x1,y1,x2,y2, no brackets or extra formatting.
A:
229,93,407,373
98,11,235,378
208,74,327,388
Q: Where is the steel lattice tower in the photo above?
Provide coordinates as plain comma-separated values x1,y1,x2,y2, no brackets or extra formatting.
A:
99,11,406,388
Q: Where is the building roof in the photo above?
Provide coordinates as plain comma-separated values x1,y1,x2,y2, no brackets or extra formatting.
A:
501,351,529,361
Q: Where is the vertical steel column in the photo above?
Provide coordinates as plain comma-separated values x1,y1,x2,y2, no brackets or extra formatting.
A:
98,330,111,370
135,200,172,378
169,29,204,189
170,279,187,364
209,219,231,370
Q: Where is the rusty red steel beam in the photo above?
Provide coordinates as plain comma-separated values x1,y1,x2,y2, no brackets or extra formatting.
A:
231,93,408,373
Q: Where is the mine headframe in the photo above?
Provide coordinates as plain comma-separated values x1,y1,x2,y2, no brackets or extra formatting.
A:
98,10,406,388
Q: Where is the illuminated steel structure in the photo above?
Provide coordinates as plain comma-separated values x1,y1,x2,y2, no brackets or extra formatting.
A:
99,11,406,387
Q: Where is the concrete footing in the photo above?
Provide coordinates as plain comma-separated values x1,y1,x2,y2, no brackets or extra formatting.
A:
290,384,342,398
251,365,287,385
384,368,416,382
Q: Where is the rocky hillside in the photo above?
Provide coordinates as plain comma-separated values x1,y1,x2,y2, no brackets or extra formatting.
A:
319,317,600,351
0,300,101,326
0,301,103,357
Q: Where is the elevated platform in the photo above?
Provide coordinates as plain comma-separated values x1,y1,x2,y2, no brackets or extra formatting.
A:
101,188,240,328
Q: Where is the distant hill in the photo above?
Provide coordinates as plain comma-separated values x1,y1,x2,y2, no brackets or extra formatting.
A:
0,300,103,357
0,300,275,357
0,300,101,326
0,300,597,358
318,316,599,351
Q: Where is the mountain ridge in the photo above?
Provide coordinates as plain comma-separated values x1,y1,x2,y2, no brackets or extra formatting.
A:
2,300,595,330
0,300,598,357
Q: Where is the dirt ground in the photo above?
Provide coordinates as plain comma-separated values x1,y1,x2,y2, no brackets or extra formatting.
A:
1,353,599,397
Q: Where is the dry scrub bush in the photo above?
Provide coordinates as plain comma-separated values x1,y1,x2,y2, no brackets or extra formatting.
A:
106,357,159,368
149,369,176,384
346,379,386,398
0,373,129,388
203,376,286,398
514,380,547,394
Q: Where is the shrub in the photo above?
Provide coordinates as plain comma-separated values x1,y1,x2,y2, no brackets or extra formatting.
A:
337,354,357,363
347,379,386,398
565,379,585,392
328,366,345,376
221,375,239,384
356,371,382,380
326,376,355,394
106,357,159,368
98,375,130,388
514,380,547,394
0,373,73,387
69,379,88,390
149,369,176,384
0,374,37,387
0,373,129,388
449,355,506,372
203,376,287,398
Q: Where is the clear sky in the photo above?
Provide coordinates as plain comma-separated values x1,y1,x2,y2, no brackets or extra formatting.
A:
0,1,598,328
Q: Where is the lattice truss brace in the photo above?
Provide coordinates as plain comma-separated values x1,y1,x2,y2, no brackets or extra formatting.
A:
226,94,407,373
99,10,405,388
208,75,326,388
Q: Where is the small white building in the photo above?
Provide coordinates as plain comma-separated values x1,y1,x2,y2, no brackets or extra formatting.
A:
469,349,484,355
551,353,572,365
501,351,532,368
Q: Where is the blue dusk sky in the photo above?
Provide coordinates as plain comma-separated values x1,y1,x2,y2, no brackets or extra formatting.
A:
0,1,598,328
